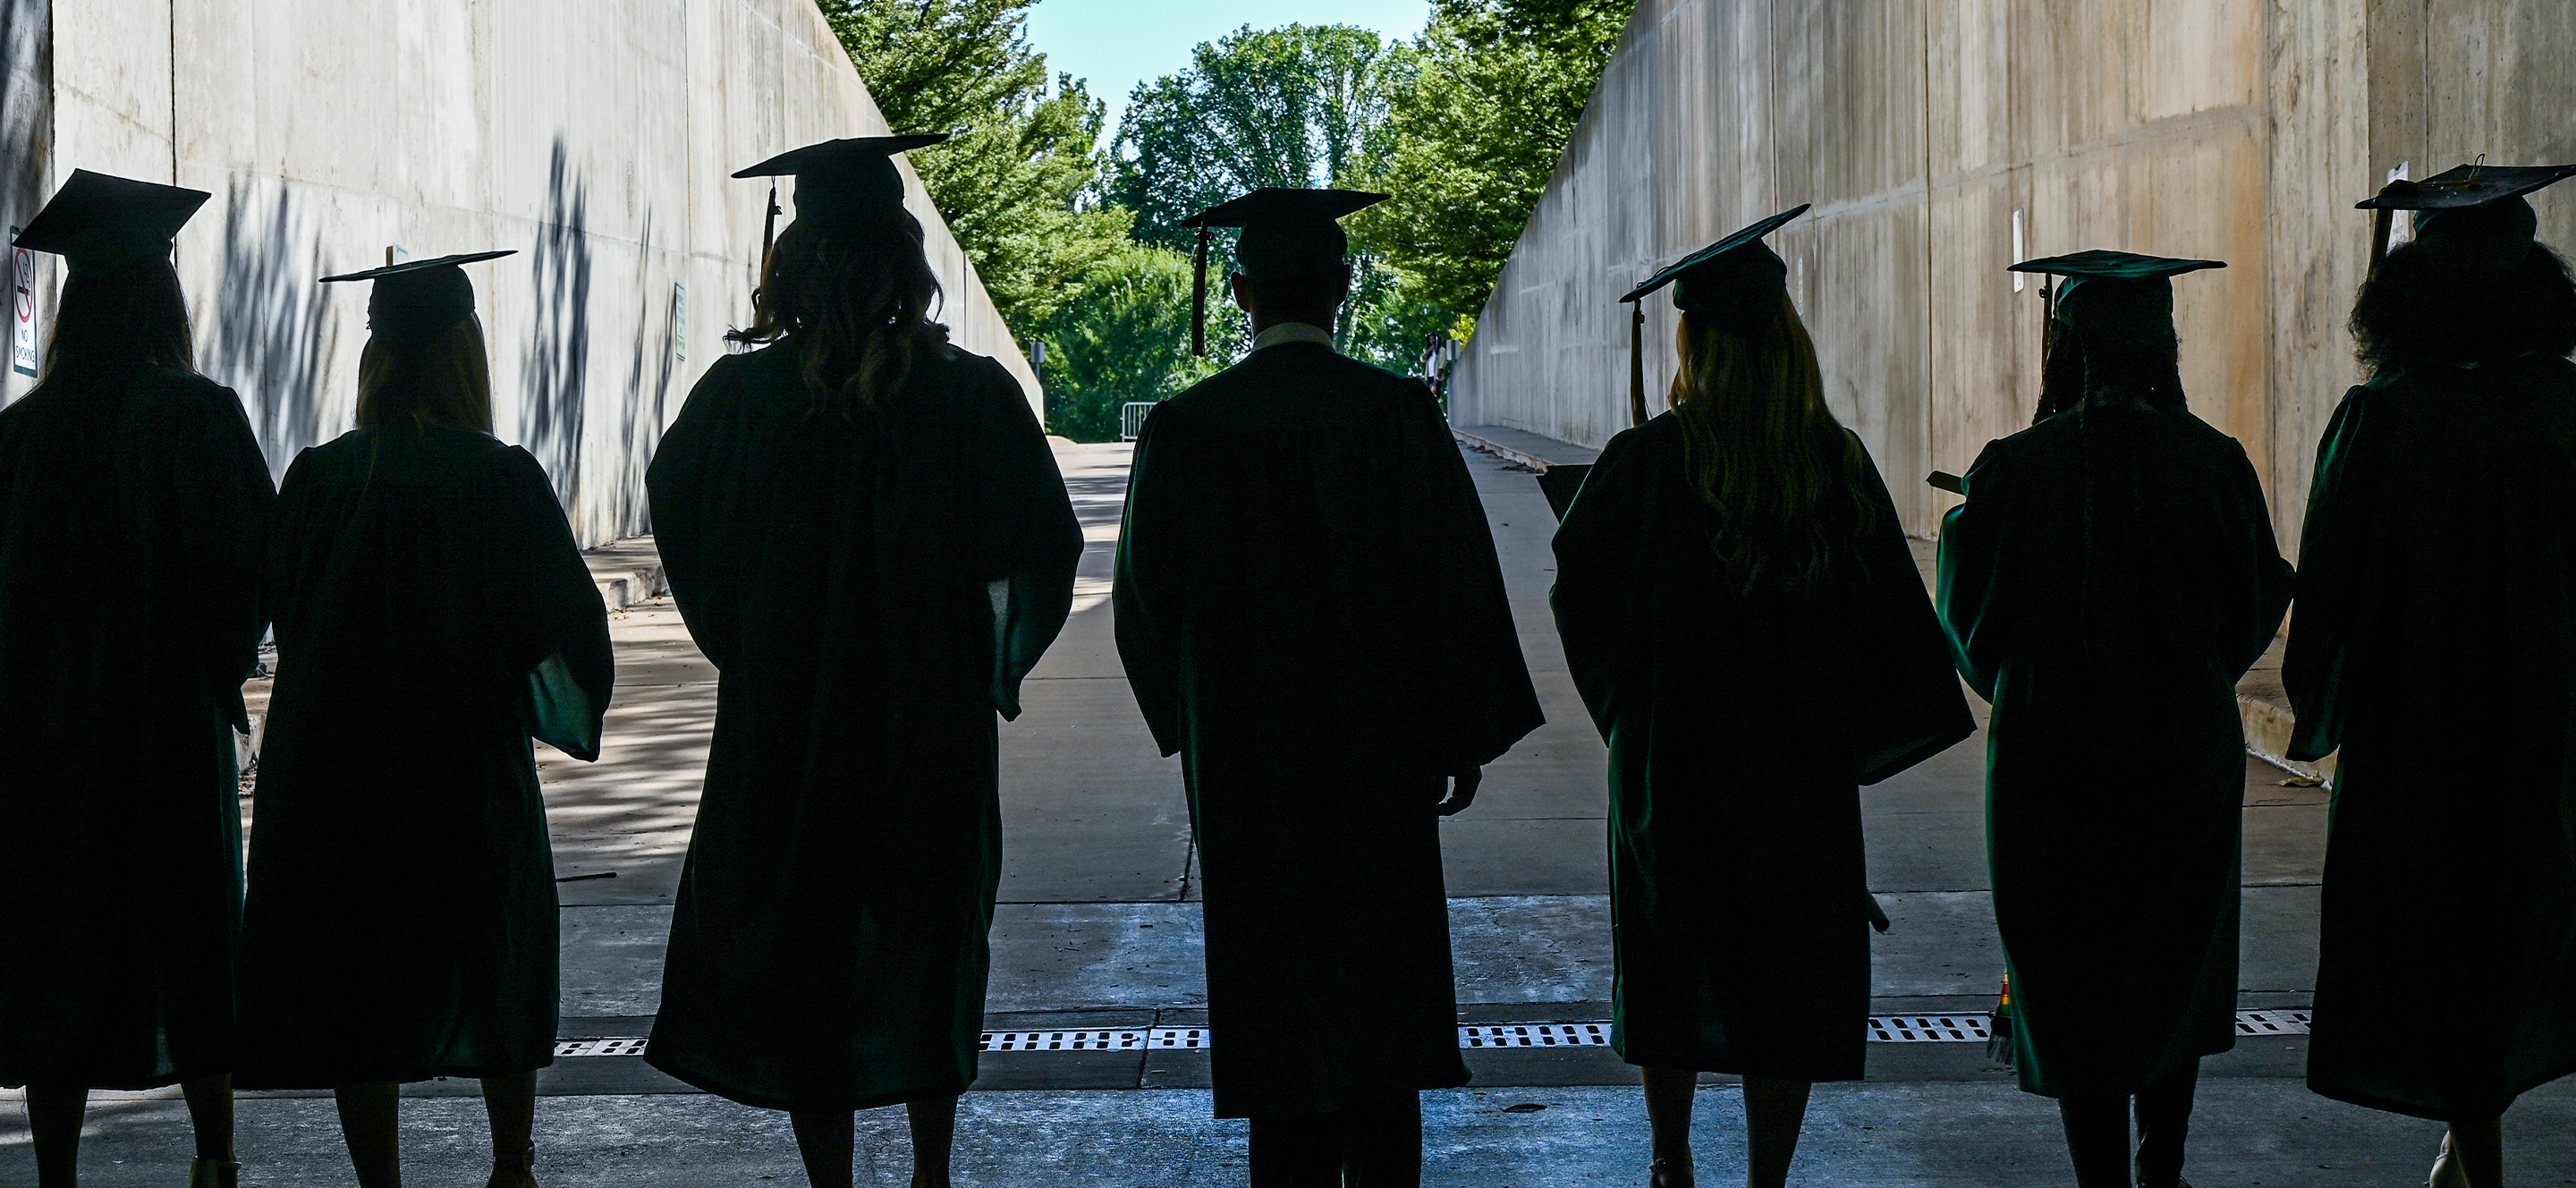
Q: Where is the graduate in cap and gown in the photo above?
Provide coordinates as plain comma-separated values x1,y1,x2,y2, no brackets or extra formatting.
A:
0,170,272,1188
1113,187,1542,1184
1935,250,2293,1188
1549,205,1972,1188
2285,163,2576,1188
234,249,612,1188
641,133,1080,1188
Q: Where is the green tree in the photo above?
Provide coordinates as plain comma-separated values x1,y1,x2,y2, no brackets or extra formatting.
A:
1034,245,1227,441
820,0,1132,330
1105,24,1448,376
1352,0,1633,323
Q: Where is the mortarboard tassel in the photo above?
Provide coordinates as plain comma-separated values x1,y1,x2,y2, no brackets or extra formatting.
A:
1986,973,2016,1067
1628,301,1648,427
759,181,782,293
1191,225,1210,358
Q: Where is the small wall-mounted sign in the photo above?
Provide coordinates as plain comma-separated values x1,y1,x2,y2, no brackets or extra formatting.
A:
13,228,37,378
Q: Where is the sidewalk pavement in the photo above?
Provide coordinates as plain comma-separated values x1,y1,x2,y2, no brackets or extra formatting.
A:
1453,423,2326,779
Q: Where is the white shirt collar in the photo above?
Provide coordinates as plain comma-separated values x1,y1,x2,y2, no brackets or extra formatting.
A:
1251,322,1338,352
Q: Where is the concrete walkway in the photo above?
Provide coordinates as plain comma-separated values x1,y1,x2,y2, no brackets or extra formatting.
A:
8,441,2569,1186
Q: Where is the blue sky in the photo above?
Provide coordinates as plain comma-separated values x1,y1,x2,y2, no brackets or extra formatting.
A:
1023,0,1431,145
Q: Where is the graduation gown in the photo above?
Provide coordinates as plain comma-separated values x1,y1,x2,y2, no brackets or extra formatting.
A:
236,425,610,1087
2286,358,2576,1122
0,369,272,1090
1551,414,1972,1081
642,342,1079,1111
1936,406,2292,1098
1114,341,1541,1117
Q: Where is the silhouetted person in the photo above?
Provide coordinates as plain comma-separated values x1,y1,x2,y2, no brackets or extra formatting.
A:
0,170,270,1188
232,250,612,1188
1116,187,1542,1186
641,133,1080,1188
2285,163,2576,1188
1551,206,1972,1188
1936,250,2294,1188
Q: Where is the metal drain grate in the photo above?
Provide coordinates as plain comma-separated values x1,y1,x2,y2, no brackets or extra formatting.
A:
1460,1023,1612,1048
1148,1027,1209,1049
555,1039,648,1057
981,1030,1144,1052
1868,1015,1993,1042
2236,1010,2311,1036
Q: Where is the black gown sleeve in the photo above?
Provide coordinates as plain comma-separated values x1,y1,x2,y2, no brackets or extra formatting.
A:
2284,386,2375,761
1846,445,1977,785
1113,403,1187,757
498,447,614,762
1549,427,1652,742
648,358,751,673
967,368,1082,720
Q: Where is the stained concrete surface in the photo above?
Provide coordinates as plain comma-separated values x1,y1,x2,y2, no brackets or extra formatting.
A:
13,441,2572,1185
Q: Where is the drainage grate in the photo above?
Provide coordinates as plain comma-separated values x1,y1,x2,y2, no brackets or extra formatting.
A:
555,1039,648,1057
2236,1010,2311,1036
1148,1027,1210,1049
981,1030,1144,1052
1868,1015,1993,1042
1460,1023,1612,1048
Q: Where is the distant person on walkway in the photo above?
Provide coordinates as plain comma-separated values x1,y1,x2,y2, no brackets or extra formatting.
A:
0,171,272,1188
2285,163,2576,1188
234,250,612,1188
1114,187,1541,1186
1937,250,2294,1188
643,134,1081,1188
1551,206,1973,1188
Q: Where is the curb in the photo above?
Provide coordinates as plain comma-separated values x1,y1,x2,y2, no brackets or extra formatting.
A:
585,537,668,612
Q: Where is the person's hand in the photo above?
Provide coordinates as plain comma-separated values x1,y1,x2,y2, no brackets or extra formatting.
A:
1864,891,1891,934
1436,768,1483,817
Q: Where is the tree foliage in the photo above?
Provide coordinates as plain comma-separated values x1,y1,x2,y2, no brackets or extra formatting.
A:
820,0,1132,330
1352,0,1633,322
1105,24,1413,250
1102,24,1448,376
1034,245,1227,442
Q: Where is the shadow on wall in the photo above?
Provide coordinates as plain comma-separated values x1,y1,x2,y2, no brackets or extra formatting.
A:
210,182,330,479
613,206,679,539
522,140,592,509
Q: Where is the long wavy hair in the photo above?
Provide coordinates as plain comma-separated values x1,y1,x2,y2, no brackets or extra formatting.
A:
1669,295,1880,597
2032,324,2187,423
2350,239,2576,372
354,314,495,433
35,253,197,389
727,208,949,419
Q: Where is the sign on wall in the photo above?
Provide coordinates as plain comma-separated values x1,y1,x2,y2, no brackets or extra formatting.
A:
11,230,35,378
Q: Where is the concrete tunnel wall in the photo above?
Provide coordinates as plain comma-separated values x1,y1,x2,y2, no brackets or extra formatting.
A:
1450,0,2576,548
0,0,1038,547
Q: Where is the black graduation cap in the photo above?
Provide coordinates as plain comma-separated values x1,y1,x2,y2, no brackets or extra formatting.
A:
732,133,948,222
2358,162,2576,273
12,169,211,266
1620,204,1809,334
2007,250,2225,344
1179,188,1386,357
320,251,515,338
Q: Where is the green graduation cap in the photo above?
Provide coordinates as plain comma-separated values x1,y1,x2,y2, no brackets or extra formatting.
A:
2357,161,2576,275
1180,187,1387,357
13,169,211,267
732,132,949,223
321,250,516,338
2008,250,2225,344
1620,204,1809,332
1611,204,1810,427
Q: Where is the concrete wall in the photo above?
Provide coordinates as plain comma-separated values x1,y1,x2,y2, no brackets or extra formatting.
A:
1452,0,2576,547
2,0,1036,547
